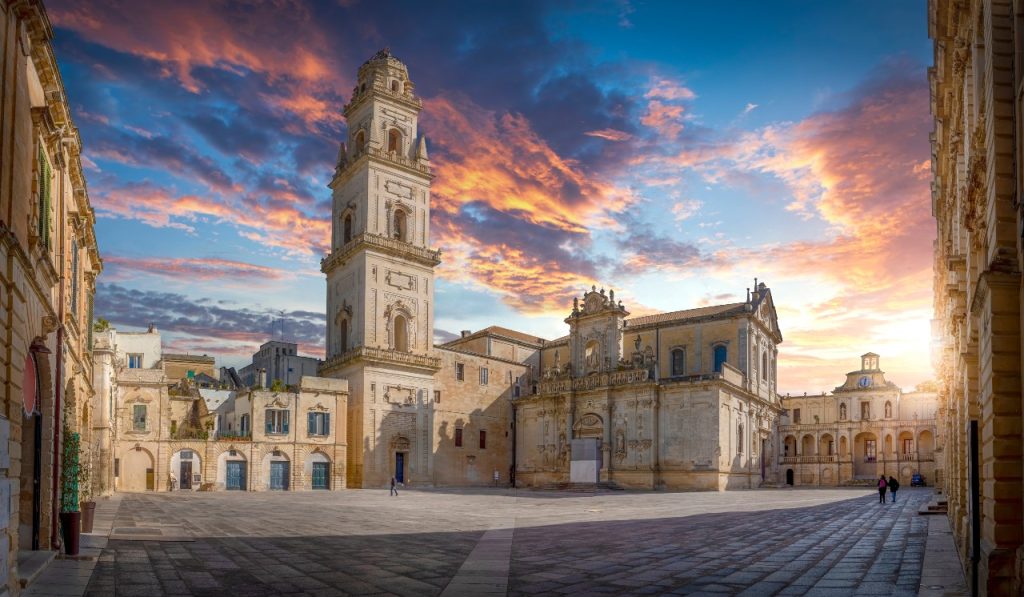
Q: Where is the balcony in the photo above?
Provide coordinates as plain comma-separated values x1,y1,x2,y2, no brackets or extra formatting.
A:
321,232,442,273
536,368,650,395
320,345,441,375
334,144,432,184
779,455,838,464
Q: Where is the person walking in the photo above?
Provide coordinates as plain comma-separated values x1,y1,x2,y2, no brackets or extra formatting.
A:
888,476,900,502
877,475,887,504
390,476,398,497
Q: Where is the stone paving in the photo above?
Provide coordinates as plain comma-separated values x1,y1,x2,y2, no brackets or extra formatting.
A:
72,487,953,596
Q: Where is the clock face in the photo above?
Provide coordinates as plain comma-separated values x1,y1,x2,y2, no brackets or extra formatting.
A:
858,376,872,388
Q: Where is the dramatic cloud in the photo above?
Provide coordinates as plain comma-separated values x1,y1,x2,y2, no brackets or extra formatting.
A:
103,256,293,282
95,284,326,358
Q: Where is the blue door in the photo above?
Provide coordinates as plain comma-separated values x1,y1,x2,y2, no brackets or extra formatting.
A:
270,461,289,490
312,462,329,489
395,453,405,483
713,345,728,373
226,461,246,490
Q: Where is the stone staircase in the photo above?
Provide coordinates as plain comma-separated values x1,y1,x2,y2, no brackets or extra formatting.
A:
918,492,948,516
535,481,625,492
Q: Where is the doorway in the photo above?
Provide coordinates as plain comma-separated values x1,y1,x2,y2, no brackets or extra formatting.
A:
312,462,329,490
395,452,405,483
786,469,794,485
180,460,193,490
226,461,246,490
270,461,289,490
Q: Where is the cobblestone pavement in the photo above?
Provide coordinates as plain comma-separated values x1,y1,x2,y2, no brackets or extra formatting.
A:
83,487,936,596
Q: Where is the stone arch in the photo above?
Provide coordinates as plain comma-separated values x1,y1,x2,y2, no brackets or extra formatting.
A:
216,447,248,491
839,435,849,457
388,128,402,153
343,212,353,244
783,434,797,456
884,434,893,456
120,446,155,492
170,448,203,491
354,129,365,153
884,400,893,418
584,339,601,372
392,206,408,241
385,301,414,353
670,347,685,376
917,429,934,456
261,448,291,491
898,429,915,455
304,449,332,490
819,433,834,456
573,413,604,440
839,402,847,420
800,434,815,456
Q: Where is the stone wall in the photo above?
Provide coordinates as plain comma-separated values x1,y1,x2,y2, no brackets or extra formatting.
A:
930,1,1024,593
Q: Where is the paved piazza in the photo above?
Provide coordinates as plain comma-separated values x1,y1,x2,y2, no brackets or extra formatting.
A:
83,488,936,596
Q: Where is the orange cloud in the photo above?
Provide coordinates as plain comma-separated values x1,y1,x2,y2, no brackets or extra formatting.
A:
104,256,292,282
641,100,686,139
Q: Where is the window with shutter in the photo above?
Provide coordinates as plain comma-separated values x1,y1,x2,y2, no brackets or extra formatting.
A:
308,412,315,434
132,404,147,431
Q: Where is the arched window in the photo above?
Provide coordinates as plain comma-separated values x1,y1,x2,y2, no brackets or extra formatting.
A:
670,348,685,376
737,424,744,454
343,214,353,244
339,318,349,353
884,401,892,418
761,351,768,380
839,403,847,420
388,129,402,153
393,314,408,352
354,130,365,153
393,209,407,241
391,80,401,93
713,345,727,373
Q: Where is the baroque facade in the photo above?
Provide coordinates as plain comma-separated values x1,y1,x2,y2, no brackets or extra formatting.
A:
317,51,785,490
778,354,938,487
0,0,102,593
930,0,1024,594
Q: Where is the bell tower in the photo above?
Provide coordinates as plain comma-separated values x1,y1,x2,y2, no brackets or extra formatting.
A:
321,49,441,488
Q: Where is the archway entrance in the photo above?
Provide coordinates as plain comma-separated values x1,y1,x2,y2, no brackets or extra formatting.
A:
853,432,878,478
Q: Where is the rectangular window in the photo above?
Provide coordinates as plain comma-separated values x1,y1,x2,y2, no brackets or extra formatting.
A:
114,458,120,477
128,353,143,369
479,430,486,450
479,367,489,385
434,390,441,403
455,363,465,381
860,402,870,420
307,412,330,436
902,439,913,454
132,404,147,431
793,408,801,424
865,440,877,461
265,409,290,434
455,428,463,447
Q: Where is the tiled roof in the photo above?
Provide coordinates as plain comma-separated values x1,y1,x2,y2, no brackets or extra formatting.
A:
445,325,549,347
625,303,746,327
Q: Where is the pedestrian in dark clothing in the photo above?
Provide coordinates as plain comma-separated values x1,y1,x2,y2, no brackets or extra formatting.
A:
877,475,887,503
390,477,398,496
888,476,900,502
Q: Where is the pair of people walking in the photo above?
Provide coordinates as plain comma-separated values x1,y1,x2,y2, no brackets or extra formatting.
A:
878,475,900,503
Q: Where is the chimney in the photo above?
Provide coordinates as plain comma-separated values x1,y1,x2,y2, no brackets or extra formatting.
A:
461,330,471,338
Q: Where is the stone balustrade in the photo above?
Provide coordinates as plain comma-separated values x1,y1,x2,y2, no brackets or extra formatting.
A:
321,232,442,273
320,345,441,375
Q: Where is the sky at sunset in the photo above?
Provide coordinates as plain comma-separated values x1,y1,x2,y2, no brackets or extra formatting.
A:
49,0,935,393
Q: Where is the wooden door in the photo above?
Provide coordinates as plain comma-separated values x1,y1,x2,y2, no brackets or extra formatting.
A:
180,461,193,490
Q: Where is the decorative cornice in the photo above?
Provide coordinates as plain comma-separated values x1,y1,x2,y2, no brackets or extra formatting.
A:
320,345,441,376
321,232,441,273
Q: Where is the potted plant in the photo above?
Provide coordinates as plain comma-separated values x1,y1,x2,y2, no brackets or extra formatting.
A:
59,428,81,555
79,458,96,534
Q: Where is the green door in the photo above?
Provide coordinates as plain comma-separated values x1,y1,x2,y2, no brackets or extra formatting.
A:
312,462,329,490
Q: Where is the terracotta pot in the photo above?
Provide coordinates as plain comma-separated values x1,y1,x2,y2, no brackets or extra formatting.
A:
80,501,96,533
59,512,80,556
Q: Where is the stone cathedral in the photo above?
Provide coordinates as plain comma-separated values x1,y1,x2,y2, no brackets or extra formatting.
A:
320,50,788,490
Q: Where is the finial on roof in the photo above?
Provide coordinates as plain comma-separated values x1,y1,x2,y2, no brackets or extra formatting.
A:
371,47,391,61
416,135,429,161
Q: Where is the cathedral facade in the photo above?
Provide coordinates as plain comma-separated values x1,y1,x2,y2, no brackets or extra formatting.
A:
317,50,787,491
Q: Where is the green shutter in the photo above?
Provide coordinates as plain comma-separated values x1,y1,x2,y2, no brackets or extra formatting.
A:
86,296,94,351
37,146,50,248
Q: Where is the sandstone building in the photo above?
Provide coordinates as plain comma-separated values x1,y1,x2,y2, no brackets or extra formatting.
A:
0,0,102,592
97,326,349,492
778,354,938,487
930,0,1024,594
